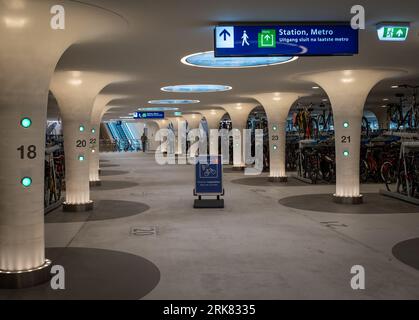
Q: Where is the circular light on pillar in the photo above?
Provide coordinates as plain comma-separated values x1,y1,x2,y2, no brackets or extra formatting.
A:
78,155,85,161
21,177,32,188
343,150,350,157
79,125,85,132
273,145,278,150
20,117,32,128
91,149,95,153
91,128,95,133
343,121,349,128
272,125,278,131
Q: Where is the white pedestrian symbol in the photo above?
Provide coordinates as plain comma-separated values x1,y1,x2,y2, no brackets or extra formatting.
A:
241,30,250,46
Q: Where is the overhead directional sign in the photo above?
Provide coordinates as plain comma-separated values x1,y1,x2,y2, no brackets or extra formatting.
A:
377,24,409,41
214,24,358,57
133,111,165,119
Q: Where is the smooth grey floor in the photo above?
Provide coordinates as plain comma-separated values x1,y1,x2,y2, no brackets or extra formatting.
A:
0,247,160,300
45,199,150,223
100,164,120,168
279,193,419,214
392,238,419,271
3,152,419,299
231,176,307,187
100,169,130,177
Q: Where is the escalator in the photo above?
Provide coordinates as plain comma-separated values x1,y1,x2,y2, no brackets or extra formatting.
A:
106,121,137,151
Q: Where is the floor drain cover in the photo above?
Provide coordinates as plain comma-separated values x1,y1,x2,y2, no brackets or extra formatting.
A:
130,226,158,236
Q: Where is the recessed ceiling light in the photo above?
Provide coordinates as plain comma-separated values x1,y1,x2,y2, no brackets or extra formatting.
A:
68,79,82,86
161,84,232,93
148,99,200,105
181,51,298,68
383,98,389,101
138,107,179,111
391,85,399,89
312,86,320,89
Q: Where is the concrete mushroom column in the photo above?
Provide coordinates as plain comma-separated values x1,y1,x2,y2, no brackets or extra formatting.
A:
0,0,126,288
168,116,186,156
183,113,202,158
50,72,126,211
222,103,256,169
301,70,404,203
370,106,390,130
254,93,303,182
200,109,226,156
153,119,169,153
89,95,127,186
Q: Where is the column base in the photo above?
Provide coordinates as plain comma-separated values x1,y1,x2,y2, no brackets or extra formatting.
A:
232,166,245,171
0,259,52,289
63,201,94,212
333,195,363,204
268,176,288,183
89,180,102,187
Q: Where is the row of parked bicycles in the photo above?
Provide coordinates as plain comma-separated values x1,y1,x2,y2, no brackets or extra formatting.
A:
291,136,419,199
44,134,65,211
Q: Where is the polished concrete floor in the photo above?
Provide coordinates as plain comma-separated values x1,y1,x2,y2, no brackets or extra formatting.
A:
3,152,419,299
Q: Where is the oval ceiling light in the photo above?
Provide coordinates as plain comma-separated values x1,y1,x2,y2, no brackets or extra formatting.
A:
148,99,200,105
138,107,179,111
181,51,297,68
161,84,232,93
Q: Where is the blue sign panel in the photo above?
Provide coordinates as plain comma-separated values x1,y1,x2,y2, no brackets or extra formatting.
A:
133,111,165,119
195,156,223,194
214,24,358,57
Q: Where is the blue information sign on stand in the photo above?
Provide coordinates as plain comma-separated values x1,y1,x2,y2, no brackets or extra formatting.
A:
195,156,223,195
215,24,358,57
133,111,165,119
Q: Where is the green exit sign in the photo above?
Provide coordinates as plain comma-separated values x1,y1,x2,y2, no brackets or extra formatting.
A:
377,24,409,41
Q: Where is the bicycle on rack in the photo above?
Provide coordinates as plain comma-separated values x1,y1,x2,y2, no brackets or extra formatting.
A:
387,85,419,130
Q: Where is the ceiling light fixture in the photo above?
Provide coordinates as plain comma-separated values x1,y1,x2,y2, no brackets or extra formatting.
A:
181,51,297,68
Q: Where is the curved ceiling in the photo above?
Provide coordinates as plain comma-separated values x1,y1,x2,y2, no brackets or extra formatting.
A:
52,0,419,119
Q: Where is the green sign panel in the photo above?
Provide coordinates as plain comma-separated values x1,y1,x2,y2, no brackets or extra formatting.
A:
377,25,409,41
258,29,276,48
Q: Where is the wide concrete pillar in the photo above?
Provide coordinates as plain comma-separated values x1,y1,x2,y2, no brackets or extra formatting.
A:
0,0,125,288
254,93,304,182
168,116,186,155
183,113,202,158
154,119,169,153
199,109,226,156
301,69,404,203
50,72,127,211
370,106,389,130
89,95,127,186
222,103,256,168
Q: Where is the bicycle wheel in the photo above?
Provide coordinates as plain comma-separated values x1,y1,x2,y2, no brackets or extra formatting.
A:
360,160,369,183
381,161,396,191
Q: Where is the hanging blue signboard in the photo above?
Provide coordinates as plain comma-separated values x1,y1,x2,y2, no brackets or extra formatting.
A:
195,155,223,194
133,111,165,119
214,23,358,57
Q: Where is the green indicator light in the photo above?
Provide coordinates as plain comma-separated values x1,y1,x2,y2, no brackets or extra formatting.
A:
343,122,349,128
21,117,32,128
78,155,85,161
21,177,32,187
272,125,278,131
273,145,278,150
91,128,95,134
343,150,350,157
79,125,85,132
